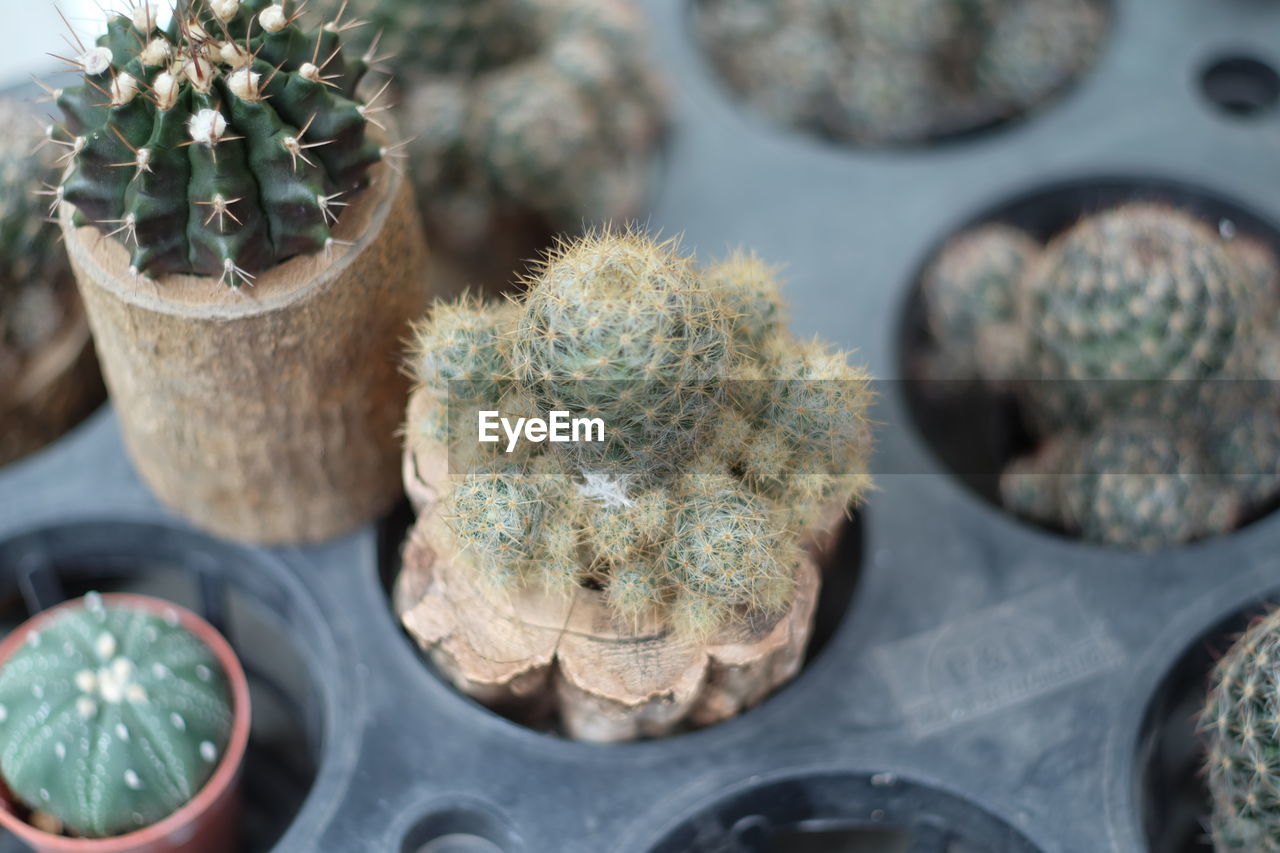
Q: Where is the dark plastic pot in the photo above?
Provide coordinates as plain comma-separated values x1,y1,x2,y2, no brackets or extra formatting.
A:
0,594,250,853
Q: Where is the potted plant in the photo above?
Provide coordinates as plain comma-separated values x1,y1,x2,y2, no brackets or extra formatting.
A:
52,0,431,543
394,232,874,740
346,0,668,294
0,98,104,467
694,0,1107,144
916,203,1280,549
0,592,249,853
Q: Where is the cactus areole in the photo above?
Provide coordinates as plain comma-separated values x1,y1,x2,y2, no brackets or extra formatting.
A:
0,594,249,848
51,0,384,287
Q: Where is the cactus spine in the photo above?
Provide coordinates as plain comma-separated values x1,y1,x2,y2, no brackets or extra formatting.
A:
0,594,233,838
51,0,384,287
409,231,873,637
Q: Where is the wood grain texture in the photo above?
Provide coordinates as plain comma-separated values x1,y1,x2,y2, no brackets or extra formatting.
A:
61,161,431,544
396,398,842,740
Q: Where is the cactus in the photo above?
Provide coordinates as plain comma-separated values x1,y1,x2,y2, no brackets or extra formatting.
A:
408,231,873,637
1201,607,1280,851
49,0,384,288
0,593,233,838
346,0,666,256
1019,204,1255,430
0,99,73,386
695,0,1105,145
920,224,1040,381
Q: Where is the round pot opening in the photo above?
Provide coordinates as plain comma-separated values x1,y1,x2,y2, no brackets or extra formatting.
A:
377,500,865,740
898,176,1280,548
0,521,330,851
643,771,1043,852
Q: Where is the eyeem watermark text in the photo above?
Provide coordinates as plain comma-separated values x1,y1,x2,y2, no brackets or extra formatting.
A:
478,411,606,453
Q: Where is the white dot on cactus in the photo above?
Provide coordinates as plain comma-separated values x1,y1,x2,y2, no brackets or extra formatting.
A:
0,705,8,723
299,62,321,83
74,670,96,693
152,663,168,679
115,723,129,741
126,684,147,704
54,742,65,760
76,697,96,719
183,57,216,94
135,148,152,174
200,741,217,762
170,712,186,731
220,41,251,69
124,769,142,790
163,610,179,627
259,4,287,32
31,684,43,699
140,37,171,68
153,72,180,111
132,812,144,825
95,632,117,660
80,47,113,76
62,641,74,656
195,665,211,682
112,657,133,681
131,3,158,33
27,631,40,648
38,789,49,802
228,68,262,102
210,0,241,21
85,592,103,612
188,109,228,147
111,72,139,107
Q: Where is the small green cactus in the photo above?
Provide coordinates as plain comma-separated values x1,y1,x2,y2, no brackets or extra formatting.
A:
346,0,667,257
0,99,72,387
50,0,384,287
920,224,1040,381
0,594,233,838
407,231,873,637
1201,607,1280,851
695,0,1106,145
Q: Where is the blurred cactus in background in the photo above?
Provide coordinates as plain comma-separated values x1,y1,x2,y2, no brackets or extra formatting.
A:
921,204,1280,550
695,0,1106,145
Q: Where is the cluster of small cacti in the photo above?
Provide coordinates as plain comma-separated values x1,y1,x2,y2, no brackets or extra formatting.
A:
920,203,1280,549
0,594,233,838
0,99,72,387
344,0,667,256
695,0,1106,145
1201,607,1280,851
50,0,384,288
408,232,872,637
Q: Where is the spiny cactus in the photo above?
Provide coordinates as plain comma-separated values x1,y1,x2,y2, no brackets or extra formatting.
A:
49,0,385,288
0,99,73,387
1201,607,1280,851
695,0,1106,145
345,0,666,257
1020,205,1255,429
407,231,873,637
920,224,1040,381
0,593,233,838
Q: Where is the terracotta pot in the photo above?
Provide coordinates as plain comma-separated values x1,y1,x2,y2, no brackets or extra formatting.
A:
0,594,251,853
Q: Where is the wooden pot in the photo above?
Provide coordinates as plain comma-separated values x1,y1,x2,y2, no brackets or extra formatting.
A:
59,160,431,544
0,287,104,467
0,594,251,853
395,389,844,741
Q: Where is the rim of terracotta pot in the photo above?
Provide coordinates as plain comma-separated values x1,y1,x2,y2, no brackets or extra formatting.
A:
0,593,252,850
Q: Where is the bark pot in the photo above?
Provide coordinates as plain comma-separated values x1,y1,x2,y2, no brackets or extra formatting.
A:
0,593,251,853
59,160,431,544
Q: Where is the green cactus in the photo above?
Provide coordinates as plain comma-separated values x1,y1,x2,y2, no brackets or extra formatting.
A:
0,99,72,386
1019,204,1255,430
1000,418,1244,549
344,0,666,257
695,0,1105,145
408,231,873,637
50,0,383,288
1201,606,1280,851
920,224,1040,381
0,594,233,838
